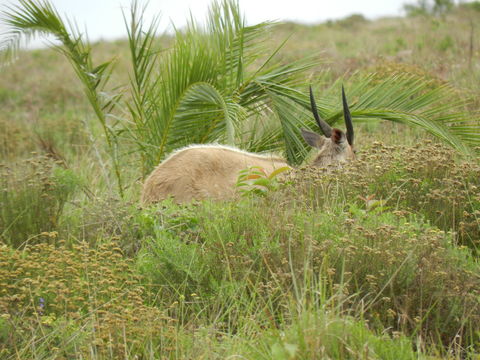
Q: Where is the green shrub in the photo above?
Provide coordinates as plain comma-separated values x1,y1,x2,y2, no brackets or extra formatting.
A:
138,195,479,352
1,142,479,357
0,116,34,158
262,311,418,360
290,141,480,251
0,156,81,248
332,14,369,29
0,241,173,358
438,35,454,52
60,198,153,254
404,0,454,16
460,1,480,12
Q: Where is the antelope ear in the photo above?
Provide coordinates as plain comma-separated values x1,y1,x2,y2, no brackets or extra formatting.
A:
301,129,327,149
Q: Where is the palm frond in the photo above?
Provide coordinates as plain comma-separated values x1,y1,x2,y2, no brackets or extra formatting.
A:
0,0,64,58
168,82,234,147
0,0,125,195
124,0,162,174
321,73,480,157
267,91,311,164
244,70,480,164
129,0,320,173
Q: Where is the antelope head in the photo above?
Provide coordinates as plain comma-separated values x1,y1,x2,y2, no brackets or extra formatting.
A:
301,86,355,167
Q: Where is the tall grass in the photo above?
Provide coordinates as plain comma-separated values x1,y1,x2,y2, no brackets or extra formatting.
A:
0,156,80,248
290,141,480,251
0,141,479,357
3,142,479,357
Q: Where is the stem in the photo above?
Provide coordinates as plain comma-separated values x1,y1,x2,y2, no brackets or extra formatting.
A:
469,20,474,70
58,30,125,197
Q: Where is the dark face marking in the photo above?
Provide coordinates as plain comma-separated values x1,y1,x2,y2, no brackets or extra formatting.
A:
331,128,344,144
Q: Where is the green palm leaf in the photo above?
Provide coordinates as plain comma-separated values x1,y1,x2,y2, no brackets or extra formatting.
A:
0,0,126,195
127,0,320,173
169,83,234,147
321,73,480,157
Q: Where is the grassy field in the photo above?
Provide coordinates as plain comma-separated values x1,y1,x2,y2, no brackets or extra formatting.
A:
1,1,480,359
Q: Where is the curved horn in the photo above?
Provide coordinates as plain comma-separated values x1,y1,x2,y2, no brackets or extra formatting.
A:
309,86,332,138
342,85,354,146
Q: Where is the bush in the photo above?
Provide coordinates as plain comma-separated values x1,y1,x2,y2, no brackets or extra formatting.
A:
331,14,368,29
460,1,480,12
0,156,81,248
1,144,479,357
138,187,480,352
290,141,480,251
404,0,454,16
262,311,417,360
0,241,173,358
60,198,153,254
437,35,454,52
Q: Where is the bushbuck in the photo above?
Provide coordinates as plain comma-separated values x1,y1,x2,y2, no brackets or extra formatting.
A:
141,86,355,203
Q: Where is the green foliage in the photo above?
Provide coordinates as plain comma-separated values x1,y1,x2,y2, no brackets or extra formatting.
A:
0,156,81,248
291,142,480,251
382,37,408,55
433,0,455,14
404,0,455,16
1,144,480,357
335,72,480,157
134,143,480,351
236,165,290,196
330,14,369,29
60,198,153,254
461,1,480,12
437,34,454,51
0,0,124,195
404,0,430,16
265,311,417,360
136,200,209,297
0,0,318,178
125,0,318,172
2,2,480,358
0,116,33,158
0,241,173,358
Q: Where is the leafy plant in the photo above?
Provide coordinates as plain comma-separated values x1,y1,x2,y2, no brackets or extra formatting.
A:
0,0,318,179
0,241,173,358
461,1,480,12
404,0,455,16
0,156,81,248
437,34,454,51
124,0,319,173
0,0,124,195
290,141,480,251
236,165,290,196
135,175,480,352
320,72,480,158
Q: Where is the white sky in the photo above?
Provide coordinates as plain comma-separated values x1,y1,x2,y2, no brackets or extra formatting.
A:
1,0,465,47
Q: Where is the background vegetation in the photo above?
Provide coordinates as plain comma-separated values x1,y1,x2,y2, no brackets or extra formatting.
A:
0,0,480,358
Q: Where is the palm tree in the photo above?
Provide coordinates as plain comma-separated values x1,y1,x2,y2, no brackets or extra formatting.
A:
126,0,321,173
